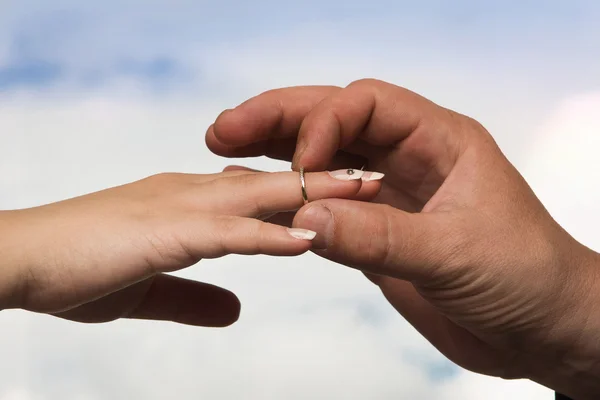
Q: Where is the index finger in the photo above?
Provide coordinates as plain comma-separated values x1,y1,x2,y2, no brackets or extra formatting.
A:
291,79,440,171
206,85,339,150
205,169,385,218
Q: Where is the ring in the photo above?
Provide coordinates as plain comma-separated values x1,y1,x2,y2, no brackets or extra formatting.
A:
299,167,308,204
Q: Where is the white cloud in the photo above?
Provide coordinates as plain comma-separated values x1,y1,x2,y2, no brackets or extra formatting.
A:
524,92,600,250
435,373,551,400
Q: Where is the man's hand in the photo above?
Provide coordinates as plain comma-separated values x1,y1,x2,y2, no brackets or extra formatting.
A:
207,79,600,399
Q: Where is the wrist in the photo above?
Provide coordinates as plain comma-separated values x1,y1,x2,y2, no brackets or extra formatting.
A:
526,245,600,399
0,210,28,310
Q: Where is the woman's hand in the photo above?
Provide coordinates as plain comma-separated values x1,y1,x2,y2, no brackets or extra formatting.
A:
0,169,382,326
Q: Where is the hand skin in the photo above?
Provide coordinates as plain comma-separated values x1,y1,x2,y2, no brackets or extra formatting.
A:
207,79,600,399
0,169,382,326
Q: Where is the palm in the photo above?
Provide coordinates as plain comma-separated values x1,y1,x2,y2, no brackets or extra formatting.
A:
353,149,519,377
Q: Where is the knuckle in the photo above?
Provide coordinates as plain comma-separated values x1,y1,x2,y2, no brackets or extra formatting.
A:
214,214,240,234
253,222,271,254
462,114,485,131
260,87,283,98
225,171,256,189
380,205,403,261
459,112,487,132
139,173,193,208
348,77,385,89
201,174,266,216
142,231,192,273
355,204,401,269
146,172,179,183
227,174,268,214
346,79,384,99
347,78,410,100
212,215,238,256
444,108,490,139
215,215,263,255
259,89,288,112
212,171,254,190
361,222,391,267
226,171,261,186
381,208,417,268
141,173,187,195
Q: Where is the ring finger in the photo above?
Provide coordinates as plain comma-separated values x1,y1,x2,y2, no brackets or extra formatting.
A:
204,169,385,218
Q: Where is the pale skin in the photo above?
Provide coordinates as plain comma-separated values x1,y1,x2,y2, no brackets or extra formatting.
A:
206,79,600,399
0,169,383,325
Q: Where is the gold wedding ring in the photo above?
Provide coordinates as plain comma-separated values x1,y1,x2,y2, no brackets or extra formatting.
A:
299,167,308,204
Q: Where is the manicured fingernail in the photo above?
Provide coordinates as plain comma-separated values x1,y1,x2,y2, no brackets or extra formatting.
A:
361,171,385,181
286,228,317,240
328,169,365,181
327,169,384,181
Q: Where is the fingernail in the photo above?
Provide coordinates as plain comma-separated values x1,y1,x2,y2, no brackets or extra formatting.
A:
361,171,385,181
286,228,317,240
328,169,365,181
300,205,333,249
328,169,384,181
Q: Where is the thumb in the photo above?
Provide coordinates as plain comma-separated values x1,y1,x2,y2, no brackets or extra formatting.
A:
293,199,465,282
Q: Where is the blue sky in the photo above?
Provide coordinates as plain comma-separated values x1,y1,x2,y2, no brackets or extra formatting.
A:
3,2,600,399
2,1,600,94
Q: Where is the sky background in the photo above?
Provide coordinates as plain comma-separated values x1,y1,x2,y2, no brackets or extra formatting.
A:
1,1,600,399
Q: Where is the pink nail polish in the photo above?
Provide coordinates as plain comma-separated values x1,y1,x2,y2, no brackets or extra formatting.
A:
328,169,384,181
287,228,317,240
328,169,365,181
361,172,385,181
